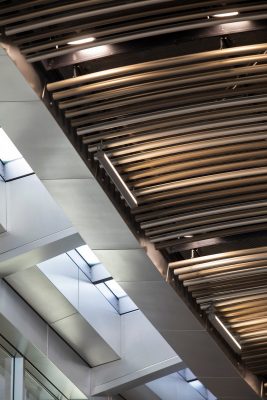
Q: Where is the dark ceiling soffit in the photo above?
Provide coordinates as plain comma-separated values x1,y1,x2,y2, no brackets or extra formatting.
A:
40,20,267,71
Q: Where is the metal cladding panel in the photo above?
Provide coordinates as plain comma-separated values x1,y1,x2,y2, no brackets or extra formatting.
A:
0,53,38,101
42,178,139,250
0,100,92,180
0,178,6,234
51,313,120,367
0,280,89,399
6,266,77,325
6,264,120,367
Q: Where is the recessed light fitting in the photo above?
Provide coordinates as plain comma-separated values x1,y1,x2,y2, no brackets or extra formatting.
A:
212,11,239,18
68,37,96,45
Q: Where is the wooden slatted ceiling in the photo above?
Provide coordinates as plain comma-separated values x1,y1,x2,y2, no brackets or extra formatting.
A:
46,43,267,251
1,0,267,62
169,247,267,377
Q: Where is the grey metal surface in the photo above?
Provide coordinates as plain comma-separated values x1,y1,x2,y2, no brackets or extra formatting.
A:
122,385,161,400
92,310,182,396
38,253,121,356
0,101,92,180
7,262,120,366
0,178,6,234
51,313,119,367
42,178,139,250
0,173,83,278
0,174,83,277
13,358,24,400
0,280,89,399
0,50,92,180
117,281,204,332
6,267,77,324
0,229,82,277
93,249,163,282
0,55,38,101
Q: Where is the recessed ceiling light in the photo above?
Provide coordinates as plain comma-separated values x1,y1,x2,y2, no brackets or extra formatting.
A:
67,37,96,45
213,11,239,18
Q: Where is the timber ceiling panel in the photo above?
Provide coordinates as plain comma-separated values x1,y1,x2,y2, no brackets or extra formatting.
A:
45,43,267,252
169,247,267,382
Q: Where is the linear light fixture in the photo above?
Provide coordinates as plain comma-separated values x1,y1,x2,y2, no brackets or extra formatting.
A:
215,315,242,351
213,11,239,17
67,36,96,45
97,151,138,209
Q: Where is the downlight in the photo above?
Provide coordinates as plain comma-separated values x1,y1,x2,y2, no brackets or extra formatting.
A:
67,37,96,45
212,11,239,17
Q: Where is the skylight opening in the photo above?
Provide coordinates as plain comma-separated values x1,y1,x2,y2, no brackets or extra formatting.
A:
178,368,217,400
105,279,127,299
74,245,137,313
76,244,100,265
0,127,22,163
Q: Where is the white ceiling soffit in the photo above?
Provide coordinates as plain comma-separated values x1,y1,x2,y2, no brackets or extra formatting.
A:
0,43,263,400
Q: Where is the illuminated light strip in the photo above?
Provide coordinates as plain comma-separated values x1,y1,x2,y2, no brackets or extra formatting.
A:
97,151,138,208
215,315,242,350
212,11,239,17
